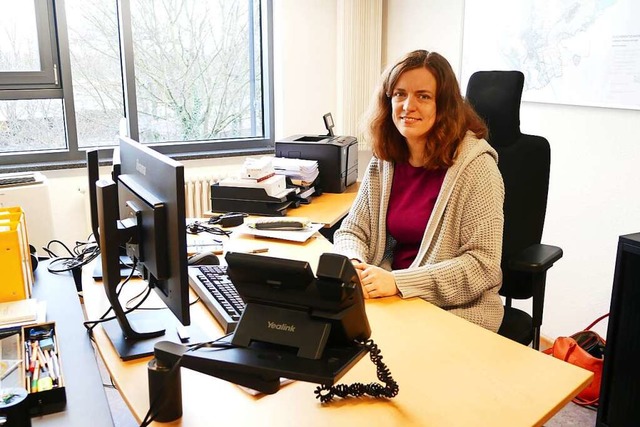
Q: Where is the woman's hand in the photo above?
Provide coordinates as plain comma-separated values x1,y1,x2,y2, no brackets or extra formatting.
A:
352,261,398,299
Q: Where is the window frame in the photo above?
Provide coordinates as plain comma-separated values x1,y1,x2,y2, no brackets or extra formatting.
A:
0,0,60,89
0,0,275,172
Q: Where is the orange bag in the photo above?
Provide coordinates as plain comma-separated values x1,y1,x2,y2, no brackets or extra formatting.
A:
543,313,609,407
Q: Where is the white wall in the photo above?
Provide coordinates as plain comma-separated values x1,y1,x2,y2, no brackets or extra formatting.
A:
385,0,640,338
40,0,638,340
273,0,338,137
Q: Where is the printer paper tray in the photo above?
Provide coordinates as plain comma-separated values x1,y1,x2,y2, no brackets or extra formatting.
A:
211,198,291,217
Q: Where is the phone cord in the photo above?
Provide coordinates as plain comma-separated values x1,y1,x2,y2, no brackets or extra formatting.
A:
314,338,399,403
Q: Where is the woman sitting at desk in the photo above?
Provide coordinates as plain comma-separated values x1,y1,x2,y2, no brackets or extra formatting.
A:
333,50,505,332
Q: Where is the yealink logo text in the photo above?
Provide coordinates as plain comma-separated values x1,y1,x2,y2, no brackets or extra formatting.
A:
267,321,296,332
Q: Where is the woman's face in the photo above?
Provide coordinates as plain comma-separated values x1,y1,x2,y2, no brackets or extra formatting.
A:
390,67,437,148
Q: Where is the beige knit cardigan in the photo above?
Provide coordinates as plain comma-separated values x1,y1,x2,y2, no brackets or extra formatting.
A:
333,132,505,331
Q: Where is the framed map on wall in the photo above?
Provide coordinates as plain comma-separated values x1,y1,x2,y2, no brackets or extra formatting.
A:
460,0,640,110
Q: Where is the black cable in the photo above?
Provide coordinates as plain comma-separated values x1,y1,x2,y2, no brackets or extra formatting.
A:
207,212,247,227
45,237,100,274
124,292,200,310
83,260,141,333
186,221,232,238
83,286,151,331
314,338,399,403
124,285,155,310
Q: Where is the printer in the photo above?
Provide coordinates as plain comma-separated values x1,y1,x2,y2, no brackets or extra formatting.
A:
275,134,358,193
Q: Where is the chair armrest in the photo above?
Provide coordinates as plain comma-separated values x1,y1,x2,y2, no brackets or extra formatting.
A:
508,244,563,273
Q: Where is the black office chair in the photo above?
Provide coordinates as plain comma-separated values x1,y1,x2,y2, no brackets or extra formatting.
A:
465,71,563,350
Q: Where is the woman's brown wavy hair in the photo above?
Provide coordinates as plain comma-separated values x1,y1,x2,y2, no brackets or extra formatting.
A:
365,50,487,169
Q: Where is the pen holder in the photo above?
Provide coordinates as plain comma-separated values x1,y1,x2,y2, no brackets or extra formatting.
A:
20,322,67,416
148,357,182,422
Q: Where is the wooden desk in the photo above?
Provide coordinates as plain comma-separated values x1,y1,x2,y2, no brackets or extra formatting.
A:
290,183,359,228
82,233,592,427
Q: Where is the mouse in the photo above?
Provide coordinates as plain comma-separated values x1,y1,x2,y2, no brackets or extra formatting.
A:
187,252,220,266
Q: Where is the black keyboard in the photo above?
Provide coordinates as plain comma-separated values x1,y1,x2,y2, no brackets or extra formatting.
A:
187,265,245,333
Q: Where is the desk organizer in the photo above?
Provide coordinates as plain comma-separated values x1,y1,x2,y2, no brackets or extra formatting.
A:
21,322,67,415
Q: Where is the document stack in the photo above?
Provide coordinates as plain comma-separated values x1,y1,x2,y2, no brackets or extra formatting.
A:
0,207,34,302
211,157,297,216
272,157,320,204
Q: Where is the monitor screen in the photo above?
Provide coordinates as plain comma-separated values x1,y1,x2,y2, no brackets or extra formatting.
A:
95,135,206,360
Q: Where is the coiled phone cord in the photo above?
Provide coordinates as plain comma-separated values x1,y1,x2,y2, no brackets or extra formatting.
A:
314,338,399,403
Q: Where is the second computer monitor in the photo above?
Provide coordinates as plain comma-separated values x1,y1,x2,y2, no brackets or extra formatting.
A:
96,135,199,360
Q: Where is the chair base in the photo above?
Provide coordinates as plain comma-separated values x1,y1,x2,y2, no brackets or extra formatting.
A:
498,307,534,347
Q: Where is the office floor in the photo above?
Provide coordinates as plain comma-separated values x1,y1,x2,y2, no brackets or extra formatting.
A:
95,354,138,427
95,351,597,427
546,403,597,426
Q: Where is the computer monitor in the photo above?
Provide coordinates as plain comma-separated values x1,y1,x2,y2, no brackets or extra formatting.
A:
86,150,101,242
86,148,123,242
95,135,205,360
86,149,138,281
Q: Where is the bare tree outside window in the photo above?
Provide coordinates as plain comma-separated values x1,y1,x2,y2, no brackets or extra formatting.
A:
0,3,65,152
131,0,263,143
64,0,263,147
66,0,123,148
0,2,40,72
0,0,272,169
0,99,66,152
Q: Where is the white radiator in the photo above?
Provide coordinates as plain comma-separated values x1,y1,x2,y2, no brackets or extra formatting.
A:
0,172,55,251
185,177,216,218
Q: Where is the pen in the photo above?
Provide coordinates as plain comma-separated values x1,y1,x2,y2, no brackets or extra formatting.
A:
44,350,56,383
24,341,30,373
247,248,269,254
31,360,39,392
37,345,47,368
51,350,62,387
30,342,37,373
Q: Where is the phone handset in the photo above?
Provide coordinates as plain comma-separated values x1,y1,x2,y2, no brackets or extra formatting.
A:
315,253,361,301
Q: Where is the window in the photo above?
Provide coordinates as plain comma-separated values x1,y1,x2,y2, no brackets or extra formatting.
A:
0,0,274,170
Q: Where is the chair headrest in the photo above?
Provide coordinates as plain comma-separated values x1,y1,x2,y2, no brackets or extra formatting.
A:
466,71,524,147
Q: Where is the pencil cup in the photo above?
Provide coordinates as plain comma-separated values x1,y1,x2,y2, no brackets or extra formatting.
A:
148,358,182,422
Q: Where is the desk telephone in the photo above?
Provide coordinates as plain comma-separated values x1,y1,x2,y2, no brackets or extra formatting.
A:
146,253,398,423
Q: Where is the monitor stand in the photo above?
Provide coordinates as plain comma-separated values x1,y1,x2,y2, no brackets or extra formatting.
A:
102,310,214,361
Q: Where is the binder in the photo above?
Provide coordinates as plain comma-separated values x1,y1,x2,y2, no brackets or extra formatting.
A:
0,207,34,302
210,184,297,216
211,184,290,203
211,198,292,217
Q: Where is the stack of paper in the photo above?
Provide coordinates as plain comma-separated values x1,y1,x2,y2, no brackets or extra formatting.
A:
272,157,320,204
241,156,275,181
272,157,319,187
218,175,291,198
